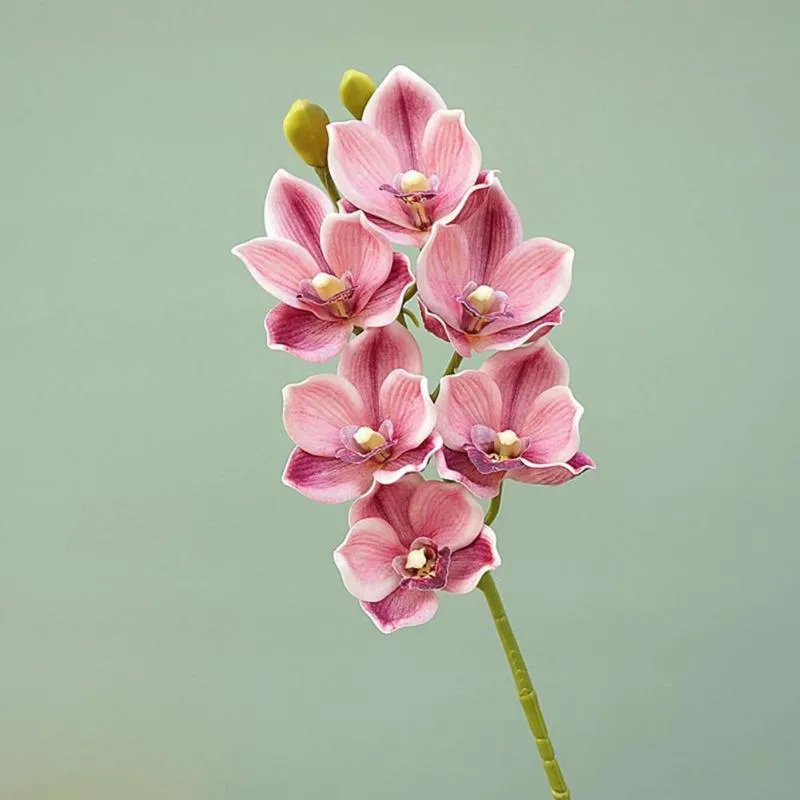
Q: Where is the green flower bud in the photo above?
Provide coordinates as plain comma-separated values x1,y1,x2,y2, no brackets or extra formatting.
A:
283,99,330,168
339,69,376,120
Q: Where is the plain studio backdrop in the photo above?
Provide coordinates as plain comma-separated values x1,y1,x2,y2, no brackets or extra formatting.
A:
2,1,798,798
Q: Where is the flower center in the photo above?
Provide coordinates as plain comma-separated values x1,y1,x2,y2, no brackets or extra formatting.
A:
405,547,428,570
353,426,387,454
495,429,523,460
311,272,346,300
466,284,496,315
399,170,430,193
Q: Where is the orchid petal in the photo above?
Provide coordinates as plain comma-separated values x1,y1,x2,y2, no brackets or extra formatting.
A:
265,304,351,363
334,518,405,602
361,586,439,633
282,448,374,504
338,323,422,426
232,237,318,308
379,370,436,453
373,433,441,485
445,527,501,594
408,480,485,552
512,451,595,486
518,386,583,464
436,371,502,450
354,252,414,328
417,223,470,329
435,447,504,499
362,65,446,171
283,374,366,457
263,169,331,270
349,474,423,546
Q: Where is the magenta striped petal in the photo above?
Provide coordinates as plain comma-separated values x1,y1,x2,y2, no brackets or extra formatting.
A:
354,252,414,329
511,452,595,486
263,169,331,270
436,371,502,450
445,527,501,594
232,237,318,308
338,200,429,247
320,212,393,300
334,518,405,602
470,306,564,353
373,433,441,485
327,121,408,228
265,304,352,363
435,447,503,499
480,339,570,432
338,323,422,426
282,448,374,504
486,237,573,323
417,223,470,328
360,585,439,633
362,65,446,172
349,474,423,546
379,370,435,453
408,480,484,552
422,110,481,219
283,374,366,457
518,386,583,464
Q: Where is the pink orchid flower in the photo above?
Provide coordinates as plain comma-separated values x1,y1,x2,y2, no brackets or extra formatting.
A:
282,323,441,503
327,65,484,247
334,475,501,633
435,339,594,499
417,175,573,357
232,170,413,363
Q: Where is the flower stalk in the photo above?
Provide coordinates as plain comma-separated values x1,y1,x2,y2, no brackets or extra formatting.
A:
477,482,571,799
430,351,463,401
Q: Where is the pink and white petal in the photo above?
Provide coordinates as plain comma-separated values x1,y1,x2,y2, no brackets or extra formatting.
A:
354,252,414,328
339,200,428,247
374,433,442,485
471,307,564,353
265,304,351,364
435,371,502,450
338,323,422,426
361,586,439,633
448,177,522,279
334,518,406,602
435,447,504,499
263,169,331,270
408,480,485,551
320,212,393,298
349,474,424,545
379,370,436,453
518,386,583,464
362,65,446,171
513,451,595,486
282,448,374,504
282,374,366,456
232,237,318,308
487,237,574,322
445,526,501,594
419,301,454,345
423,110,481,220
327,122,409,228
480,339,570,431
416,223,471,328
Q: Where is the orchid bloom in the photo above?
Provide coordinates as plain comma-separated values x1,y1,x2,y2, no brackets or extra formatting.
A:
334,475,501,633
327,66,483,246
435,339,594,498
232,170,413,363
282,323,441,503
417,175,573,357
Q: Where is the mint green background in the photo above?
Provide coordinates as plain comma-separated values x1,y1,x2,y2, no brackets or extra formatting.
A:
3,1,799,798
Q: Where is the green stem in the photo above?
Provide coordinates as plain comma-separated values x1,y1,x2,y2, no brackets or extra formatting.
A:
403,283,418,303
313,165,341,206
430,351,463,401
477,489,571,799
484,480,504,525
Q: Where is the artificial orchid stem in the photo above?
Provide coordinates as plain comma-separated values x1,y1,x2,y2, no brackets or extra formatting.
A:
477,484,571,800
313,165,341,206
430,351,464,401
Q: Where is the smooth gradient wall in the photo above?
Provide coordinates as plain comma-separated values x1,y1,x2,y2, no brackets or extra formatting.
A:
2,1,798,798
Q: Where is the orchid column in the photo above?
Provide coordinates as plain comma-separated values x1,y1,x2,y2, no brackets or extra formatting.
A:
232,65,594,800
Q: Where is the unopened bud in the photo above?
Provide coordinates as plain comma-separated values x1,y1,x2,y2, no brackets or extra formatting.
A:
339,69,376,120
283,99,330,167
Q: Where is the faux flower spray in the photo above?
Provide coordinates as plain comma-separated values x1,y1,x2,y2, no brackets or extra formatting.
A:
232,66,594,799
